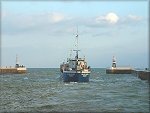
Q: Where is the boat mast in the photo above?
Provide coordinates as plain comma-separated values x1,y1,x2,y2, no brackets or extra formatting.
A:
73,26,80,59
76,26,79,51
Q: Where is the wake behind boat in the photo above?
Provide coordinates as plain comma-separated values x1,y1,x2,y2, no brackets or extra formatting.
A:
60,28,91,82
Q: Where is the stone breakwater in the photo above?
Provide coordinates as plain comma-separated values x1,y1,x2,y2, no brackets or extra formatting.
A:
106,67,133,74
133,70,150,81
106,67,150,82
0,67,27,74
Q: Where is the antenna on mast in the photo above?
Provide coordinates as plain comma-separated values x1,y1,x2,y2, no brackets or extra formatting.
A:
69,49,72,58
74,26,80,59
75,25,79,50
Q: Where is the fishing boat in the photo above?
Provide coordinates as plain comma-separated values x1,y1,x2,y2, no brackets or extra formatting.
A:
60,28,91,82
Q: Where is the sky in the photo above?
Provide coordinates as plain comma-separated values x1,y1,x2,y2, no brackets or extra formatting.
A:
0,0,149,68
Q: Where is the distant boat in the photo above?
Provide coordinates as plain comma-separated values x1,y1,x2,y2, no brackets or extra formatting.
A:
106,56,133,74
60,28,91,82
0,55,27,74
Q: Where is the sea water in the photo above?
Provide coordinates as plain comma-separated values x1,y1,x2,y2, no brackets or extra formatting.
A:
0,68,149,112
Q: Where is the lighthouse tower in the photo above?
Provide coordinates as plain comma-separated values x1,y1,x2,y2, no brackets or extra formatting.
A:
15,55,19,68
112,56,116,68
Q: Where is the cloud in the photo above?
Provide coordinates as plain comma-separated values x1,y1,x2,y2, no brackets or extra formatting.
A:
49,12,65,23
95,12,119,24
85,12,144,29
105,13,119,24
2,11,73,35
1,10,144,38
127,14,142,21
117,14,143,26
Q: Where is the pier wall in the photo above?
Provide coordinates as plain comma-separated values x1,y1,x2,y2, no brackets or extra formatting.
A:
0,68,26,74
106,68,133,74
133,70,150,81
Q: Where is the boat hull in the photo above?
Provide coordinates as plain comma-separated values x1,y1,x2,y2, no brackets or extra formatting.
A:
61,71,90,82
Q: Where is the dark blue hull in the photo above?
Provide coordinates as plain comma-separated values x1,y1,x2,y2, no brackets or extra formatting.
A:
61,72,90,82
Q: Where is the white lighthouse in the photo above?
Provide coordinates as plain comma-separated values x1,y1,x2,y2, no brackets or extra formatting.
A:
112,56,116,68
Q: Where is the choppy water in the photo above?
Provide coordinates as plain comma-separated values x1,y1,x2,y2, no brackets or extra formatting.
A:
0,68,149,112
